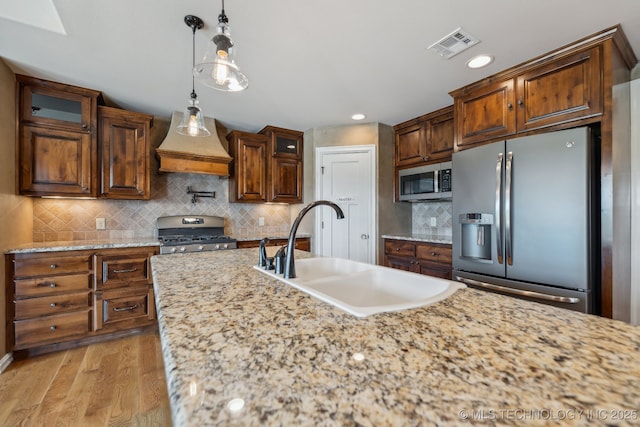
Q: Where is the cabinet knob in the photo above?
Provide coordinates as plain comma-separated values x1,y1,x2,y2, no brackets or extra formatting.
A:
422,156,430,161
507,103,513,110
50,303,56,307
517,98,524,107
431,252,437,256
81,123,88,129
50,264,57,269
49,283,56,288
395,247,400,252
50,325,57,331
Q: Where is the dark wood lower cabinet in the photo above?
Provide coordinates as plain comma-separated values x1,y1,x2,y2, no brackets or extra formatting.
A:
383,238,452,279
237,237,310,252
5,246,158,358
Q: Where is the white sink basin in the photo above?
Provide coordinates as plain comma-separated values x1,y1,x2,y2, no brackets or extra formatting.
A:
253,257,465,317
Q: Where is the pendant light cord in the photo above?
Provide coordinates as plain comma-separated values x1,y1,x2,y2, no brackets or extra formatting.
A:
190,22,196,99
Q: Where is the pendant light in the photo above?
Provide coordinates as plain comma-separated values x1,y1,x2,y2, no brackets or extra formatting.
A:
177,15,211,137
194,0,248,92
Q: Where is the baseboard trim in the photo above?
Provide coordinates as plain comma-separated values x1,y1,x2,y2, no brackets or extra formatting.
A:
0,352,13,374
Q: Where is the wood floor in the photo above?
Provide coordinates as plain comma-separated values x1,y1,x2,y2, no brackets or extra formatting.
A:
0,331,171,426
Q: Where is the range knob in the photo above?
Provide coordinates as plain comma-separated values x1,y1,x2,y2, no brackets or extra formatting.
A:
179,246,186,252
214,244,220,250
169,247,177,253
222,244,228,249
197,245,204,251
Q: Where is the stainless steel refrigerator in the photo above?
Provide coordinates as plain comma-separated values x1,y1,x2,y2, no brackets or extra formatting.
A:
452,127,598,313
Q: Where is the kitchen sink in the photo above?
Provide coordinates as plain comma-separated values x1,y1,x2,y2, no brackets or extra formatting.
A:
253,257,465,317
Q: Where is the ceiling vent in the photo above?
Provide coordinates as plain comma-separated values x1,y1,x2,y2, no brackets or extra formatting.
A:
428,27,480,59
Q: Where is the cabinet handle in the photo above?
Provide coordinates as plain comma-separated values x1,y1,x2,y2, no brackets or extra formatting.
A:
50,325,57,331
50,264,57,269
113,304,139,312
113,268,138,273
37,282,57,288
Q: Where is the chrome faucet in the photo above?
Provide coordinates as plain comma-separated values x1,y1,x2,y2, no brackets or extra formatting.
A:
284,200,345,279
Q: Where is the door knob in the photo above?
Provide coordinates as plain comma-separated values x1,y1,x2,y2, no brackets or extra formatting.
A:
360,234,369,240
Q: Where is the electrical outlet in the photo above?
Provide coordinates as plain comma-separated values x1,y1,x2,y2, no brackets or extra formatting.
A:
258,217,265,227
96,218,106,230
430,217,437,227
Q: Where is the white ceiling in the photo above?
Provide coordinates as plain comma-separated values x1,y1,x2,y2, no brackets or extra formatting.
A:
1,0,639,133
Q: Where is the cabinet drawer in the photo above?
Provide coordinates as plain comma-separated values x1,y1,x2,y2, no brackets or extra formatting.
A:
97,287,154,330
384,240,416,257
14,273,92,298
14,310,90,349
15,292,90,320
13,255,91,278
98,256,151,289
415,244,452,264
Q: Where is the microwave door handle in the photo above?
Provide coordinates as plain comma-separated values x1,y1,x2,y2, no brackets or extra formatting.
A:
505,152,513,265
495,153,504,264
434,169,439,193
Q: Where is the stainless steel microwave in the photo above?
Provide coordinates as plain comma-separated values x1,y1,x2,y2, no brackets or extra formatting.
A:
398,161,452,201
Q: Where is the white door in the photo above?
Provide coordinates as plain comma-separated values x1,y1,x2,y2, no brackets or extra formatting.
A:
315,145,376,264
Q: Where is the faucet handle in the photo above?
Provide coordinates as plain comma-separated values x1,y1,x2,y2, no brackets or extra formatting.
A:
258,237,270,267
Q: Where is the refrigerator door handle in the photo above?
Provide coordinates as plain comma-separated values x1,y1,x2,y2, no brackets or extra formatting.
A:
454,276,581,304
495,153,504,264
505,151,513,265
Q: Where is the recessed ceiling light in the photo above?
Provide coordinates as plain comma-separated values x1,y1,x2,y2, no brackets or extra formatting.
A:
351,113,366,121
466,54,494,69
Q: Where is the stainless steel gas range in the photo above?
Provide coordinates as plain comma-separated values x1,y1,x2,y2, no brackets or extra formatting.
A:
157,215,237,254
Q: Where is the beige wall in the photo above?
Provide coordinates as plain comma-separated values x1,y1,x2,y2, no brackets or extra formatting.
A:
0,59,33,358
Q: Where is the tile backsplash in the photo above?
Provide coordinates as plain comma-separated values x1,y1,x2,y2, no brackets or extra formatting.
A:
411,201,453,237
33,172,452,243
33,172,293,242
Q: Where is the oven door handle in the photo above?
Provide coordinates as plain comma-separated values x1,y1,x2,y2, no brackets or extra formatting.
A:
454,276,581,304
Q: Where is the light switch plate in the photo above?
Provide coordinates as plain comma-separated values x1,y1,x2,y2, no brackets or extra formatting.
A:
430,217,437,227
258,217,265,227
96,218,106,230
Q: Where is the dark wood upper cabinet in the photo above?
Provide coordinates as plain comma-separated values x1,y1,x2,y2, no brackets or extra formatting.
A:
98,106,153,200
426,107,455,161
516,47,602,131
452,46,604,150
16,75,154,200
454,79,516,148
227,126,304,204
394,105,454,168
259,126,304,203
227,130,268,202
394,120,427,167
16,75,100,197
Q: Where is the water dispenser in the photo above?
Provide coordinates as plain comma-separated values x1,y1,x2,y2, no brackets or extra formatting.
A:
459,213,493,263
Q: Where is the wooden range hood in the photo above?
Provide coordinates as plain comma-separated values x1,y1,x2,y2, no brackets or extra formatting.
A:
156,111,232,176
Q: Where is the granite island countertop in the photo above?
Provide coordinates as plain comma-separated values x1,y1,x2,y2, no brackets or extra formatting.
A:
151,249,640,426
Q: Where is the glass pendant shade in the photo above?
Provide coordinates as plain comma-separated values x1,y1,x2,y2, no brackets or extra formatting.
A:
194,18,248,91
176,96,211,137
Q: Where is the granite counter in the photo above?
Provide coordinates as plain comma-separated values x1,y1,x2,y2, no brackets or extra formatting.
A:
151,249,640,426
4,238,160,254
382,234,452,245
